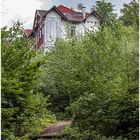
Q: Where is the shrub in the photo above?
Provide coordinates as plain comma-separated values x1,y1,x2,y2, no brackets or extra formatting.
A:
43,23,138,139
1,22,55,139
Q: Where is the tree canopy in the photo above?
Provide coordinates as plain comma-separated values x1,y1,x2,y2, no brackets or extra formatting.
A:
42,23,138,139
1,22,55,140
119,0,139,27
94,0,117,25
1,0,139,139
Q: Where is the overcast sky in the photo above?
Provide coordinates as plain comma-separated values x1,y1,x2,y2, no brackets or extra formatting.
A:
1,0,131,29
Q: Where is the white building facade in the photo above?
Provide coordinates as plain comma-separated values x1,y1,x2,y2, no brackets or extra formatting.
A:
24,5,103,53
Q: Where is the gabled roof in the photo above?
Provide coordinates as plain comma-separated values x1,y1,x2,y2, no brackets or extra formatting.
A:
56,5,103,23
57,5,89,23
25,5,104,38
37,10,48,18
84,10,104,23
33,5,103,26
47,5,67,20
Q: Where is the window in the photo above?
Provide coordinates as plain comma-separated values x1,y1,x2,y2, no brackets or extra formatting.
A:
70,25,76,37
66,24,76,38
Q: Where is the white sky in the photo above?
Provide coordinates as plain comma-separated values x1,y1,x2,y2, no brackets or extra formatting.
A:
1,0,42,28
1,0,131,29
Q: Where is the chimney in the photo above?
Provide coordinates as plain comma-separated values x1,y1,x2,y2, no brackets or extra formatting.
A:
82,6,86,18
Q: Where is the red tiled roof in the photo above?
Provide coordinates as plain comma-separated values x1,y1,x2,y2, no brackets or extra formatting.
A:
63,13,83,22
57,5,76,14
57,5,89,14
57,5,91,22
26,5,103,38
24,29,32,37
34,5,102,25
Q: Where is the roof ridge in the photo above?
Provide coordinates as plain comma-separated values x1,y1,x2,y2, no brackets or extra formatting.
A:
57,4,77,13
57,4,75,10
57,5,90,14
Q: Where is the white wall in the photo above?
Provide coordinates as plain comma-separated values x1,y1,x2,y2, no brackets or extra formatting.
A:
75,23,85,36
74,15,100,36
44,11,100,53
84,15,100,31
44,10,68,52
44,11,61,50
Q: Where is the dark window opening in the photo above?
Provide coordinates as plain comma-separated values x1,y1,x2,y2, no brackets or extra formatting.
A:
70,26,76,37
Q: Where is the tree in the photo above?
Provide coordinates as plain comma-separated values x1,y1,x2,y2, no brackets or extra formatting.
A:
94,0,117,25
43,24,138,139
69,25,138,139
1,22,55,140
119,0,139,27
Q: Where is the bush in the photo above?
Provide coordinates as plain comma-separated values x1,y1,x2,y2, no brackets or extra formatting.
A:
1,22,55,140
43,23,138,139
64,126,127,140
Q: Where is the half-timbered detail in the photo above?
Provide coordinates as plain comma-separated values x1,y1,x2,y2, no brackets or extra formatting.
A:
24,4,103,53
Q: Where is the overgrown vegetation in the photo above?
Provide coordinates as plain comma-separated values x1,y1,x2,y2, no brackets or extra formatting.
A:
1,0,139,139
1,22,55,140
93,0,117,25
119,0,139,28
42,23,138,139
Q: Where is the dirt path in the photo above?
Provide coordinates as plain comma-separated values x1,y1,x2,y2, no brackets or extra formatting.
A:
41,121,71,136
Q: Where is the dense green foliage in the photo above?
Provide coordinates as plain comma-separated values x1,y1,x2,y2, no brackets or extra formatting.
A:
2,0,139,139
1,22,55,140
94,0,117,24
42,23,138,139
119,0,139,27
